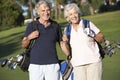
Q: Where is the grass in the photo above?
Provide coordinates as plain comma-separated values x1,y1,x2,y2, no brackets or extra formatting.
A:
0,10,120,80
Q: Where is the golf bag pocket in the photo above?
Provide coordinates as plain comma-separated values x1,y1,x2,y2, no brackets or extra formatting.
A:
18,50,30,72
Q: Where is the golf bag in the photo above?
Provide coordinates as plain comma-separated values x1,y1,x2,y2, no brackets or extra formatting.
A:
60,60,74,80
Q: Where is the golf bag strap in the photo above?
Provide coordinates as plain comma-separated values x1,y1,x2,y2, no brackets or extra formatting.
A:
83,19,105,58
26,21,38,52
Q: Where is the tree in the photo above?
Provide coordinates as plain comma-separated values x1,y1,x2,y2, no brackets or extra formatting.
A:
70,0,96,15
29,0,34,20
88,0,94,15
54,0,66,19
19,0,35,19
0,0,24,31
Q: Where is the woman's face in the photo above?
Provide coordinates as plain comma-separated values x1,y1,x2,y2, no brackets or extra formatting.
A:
68,8,80,24
37,4,51,21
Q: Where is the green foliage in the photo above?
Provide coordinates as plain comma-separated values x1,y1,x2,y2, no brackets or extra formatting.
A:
0,11,120,80
18,0,29,5
80,0,104,15
0,0,24,31
99,3,120,13
57,0,66,5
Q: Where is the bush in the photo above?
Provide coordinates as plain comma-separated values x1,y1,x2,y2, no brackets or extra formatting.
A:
99,4,120,13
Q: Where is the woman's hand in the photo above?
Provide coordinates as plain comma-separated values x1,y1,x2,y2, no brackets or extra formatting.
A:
62,34,68,42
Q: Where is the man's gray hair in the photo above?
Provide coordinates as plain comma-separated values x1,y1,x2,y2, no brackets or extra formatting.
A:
64,3,81,21
35,0,51,12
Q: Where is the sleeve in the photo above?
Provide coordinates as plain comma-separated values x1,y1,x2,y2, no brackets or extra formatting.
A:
57,24,63,43
89,21,100,35
24,22,34,37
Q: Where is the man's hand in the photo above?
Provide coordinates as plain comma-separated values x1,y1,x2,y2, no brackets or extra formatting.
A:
22,30,39,48
28,30,39,40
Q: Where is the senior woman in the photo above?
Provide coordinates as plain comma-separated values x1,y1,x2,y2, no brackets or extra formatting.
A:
62,3,105,80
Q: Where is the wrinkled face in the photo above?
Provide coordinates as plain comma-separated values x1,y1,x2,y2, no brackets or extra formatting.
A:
68,8,80,24
37,3,51,21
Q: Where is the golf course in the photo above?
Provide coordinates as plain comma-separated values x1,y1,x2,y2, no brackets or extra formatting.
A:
0,10,120,80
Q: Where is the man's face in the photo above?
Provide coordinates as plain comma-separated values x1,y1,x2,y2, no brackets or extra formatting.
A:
37,4,51,21
68,9,80,24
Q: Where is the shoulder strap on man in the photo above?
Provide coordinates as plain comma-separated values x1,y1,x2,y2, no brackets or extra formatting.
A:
26,20,38,50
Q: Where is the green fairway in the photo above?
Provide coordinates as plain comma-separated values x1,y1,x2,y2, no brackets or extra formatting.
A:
0,11,120,80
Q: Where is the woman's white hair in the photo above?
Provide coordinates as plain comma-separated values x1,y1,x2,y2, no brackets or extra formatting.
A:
35,0,50,13
64,3,81,21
